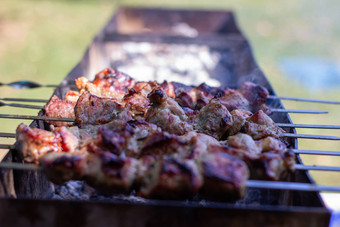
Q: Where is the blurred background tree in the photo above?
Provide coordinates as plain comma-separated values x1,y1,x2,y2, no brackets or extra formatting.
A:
0,0,339,185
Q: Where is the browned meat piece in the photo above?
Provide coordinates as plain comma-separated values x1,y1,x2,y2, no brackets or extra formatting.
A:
194,98,232,139
174,83,215,110
145,88,193,135
216,88,250,111
256,136,287,153
139,132,189,159
198,152,249,201
16,123,79,163
41,151,140,194
179,131,221,159
225,109,252,136
40,152,87,184
248,150,295,180
75,68,135,100
139,158,202,199
239,81,269,112
123,82,158,118
159,81,176,98
227,133,261,155
95,124,138,157
127,120,161,149
244,110,285,140
44,95,76,127
75,91,130,125
175,90,195,109
225,133,295,180
85,152,140,194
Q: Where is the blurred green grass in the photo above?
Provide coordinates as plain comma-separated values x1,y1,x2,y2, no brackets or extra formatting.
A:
1,0,339,185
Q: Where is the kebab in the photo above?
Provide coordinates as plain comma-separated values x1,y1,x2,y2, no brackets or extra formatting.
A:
1,68,333,201
38,68,279,127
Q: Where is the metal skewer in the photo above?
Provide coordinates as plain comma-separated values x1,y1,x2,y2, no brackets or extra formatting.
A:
0,114,75,122
281,133,340,140
0,162,41,171
0,100,328,115
0,101,43,110
270,109,328,114
0,144,15,149
0,98,48,103
0,137,339,156
0,133,16,138
0,115,338,139
268,95,340,105
295,164,340,172
0,81,75,89
292,149,340,156
0,162,338,192
276,123,340,129
246,180,340,192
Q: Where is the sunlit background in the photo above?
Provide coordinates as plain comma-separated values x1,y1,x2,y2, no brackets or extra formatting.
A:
0,0,339,188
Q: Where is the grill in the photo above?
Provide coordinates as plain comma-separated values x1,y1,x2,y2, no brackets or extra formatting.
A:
0,7,333,226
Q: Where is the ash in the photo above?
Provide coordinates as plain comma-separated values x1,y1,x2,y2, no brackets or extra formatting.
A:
109,42,232,87
52,181,276,206
52,180,147,203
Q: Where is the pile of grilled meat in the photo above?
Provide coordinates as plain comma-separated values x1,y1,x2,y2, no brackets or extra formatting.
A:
15,68,295,201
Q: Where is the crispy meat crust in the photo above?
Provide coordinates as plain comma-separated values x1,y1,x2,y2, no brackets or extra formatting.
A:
44,95,76,127
75,91,128,125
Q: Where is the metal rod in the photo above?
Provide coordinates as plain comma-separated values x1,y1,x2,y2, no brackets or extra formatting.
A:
268,95,340,105
0,81,75,89
295,164,340,172
0,101,43,110
293,149,340,156
281,133,340,140
0,162,339,192
0,114,75,122
0,162,41,171
246,180,340,192
0,100,329,115
0,133,15,138
0,144,15,149
270,109,328,114
276,123,340,129
0,98,48,103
